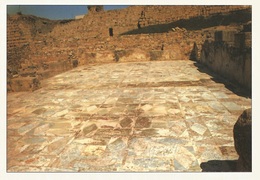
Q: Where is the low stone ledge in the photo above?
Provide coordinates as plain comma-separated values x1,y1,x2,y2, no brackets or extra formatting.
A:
8,76,41,92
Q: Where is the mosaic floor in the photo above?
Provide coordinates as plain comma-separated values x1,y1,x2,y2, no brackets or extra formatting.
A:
7,60,251,172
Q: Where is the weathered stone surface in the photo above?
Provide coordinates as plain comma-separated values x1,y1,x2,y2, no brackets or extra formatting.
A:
120,117,133,128
200,33,251,92
7,6,251,92
214,30,236,43
8,77,41,92
32,108,47,115
190,42,198,61
7,61,252,172
83,124,98,135
233,108,252,171
135,117,151,128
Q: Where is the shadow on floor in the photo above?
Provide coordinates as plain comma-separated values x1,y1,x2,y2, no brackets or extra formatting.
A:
200,160,238,172
193,62,251,99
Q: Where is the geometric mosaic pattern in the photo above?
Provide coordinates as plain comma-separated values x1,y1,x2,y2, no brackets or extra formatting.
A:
7,60,251,172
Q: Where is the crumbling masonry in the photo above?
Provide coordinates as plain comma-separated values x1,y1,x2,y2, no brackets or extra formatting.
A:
7,5,252,172
7,5,251,92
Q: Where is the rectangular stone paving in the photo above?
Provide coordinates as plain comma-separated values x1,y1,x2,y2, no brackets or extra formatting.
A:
7,60,251,172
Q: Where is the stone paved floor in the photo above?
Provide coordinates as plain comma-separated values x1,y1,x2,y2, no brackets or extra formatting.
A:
7,60,251,172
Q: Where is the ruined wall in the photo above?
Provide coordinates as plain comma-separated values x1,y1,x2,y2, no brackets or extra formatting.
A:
136,5,249,27
7,15,32,76
30,5,249,64
7,5,251,92
7,15,74,91
7,15,39,91
199,26,251,91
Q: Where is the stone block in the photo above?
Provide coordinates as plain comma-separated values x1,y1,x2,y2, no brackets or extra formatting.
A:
47,60,71,72
37,70,59,80
243,22,251,32
149,50,163,61
19,70,37,77
233,108,252,172
244,32,252,47
114,50,128,62
72,60,78,68
8,77,41,92
215,31,236,43
190,42,199,61
234,33,245,48
234,32,251,48
84,52,96,62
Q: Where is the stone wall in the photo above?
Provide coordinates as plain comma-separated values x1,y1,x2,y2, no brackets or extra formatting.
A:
7,15,73,91
199,27,251,91
7,5,251,92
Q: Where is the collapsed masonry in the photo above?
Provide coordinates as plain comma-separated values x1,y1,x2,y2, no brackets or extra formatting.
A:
7,5,251,92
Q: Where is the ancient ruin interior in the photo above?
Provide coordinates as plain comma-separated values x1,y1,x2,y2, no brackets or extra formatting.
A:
7,5,252,172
